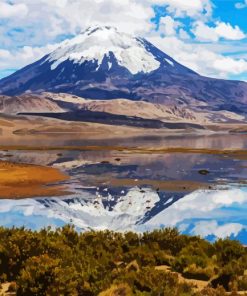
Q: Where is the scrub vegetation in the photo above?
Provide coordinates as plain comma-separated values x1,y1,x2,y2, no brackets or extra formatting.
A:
0,226,247,295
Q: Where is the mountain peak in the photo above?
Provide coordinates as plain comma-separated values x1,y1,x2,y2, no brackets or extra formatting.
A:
82,25,119,35
0,25,207,100
47,25,161,75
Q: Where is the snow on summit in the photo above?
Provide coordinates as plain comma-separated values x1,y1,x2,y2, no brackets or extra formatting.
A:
47,26,160,74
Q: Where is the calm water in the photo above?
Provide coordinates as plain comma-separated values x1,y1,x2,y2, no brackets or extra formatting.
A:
1,133,247,243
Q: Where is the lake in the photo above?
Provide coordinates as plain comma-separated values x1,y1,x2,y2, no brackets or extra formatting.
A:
1,132,247,243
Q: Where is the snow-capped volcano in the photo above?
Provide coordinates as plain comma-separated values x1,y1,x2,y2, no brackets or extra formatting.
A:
47,26,161,75
0,25,197,99
0,25,247,117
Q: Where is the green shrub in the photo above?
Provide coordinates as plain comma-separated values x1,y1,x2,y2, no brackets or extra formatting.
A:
0,226,245,295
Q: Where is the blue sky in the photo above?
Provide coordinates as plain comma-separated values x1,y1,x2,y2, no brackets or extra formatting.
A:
0,0,246,80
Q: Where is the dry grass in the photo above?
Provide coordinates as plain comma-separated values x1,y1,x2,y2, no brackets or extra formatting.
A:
155,265,209,291
99,283,132,296
0,283,15,296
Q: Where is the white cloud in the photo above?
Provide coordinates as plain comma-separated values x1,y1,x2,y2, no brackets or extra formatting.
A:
0,49,11,59
159,16,181,36
192,220,244,239
178,28,191,40
148,35,247,78
0,44,59,73
214,56,247,76
235,0,247,9
192,21,218,42
215,22,246,40
0,0,213,42
20,0,154,36
0,2,28,18
192,21,246,42
148,0,212,18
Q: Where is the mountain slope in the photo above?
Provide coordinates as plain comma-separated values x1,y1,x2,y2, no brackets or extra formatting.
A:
0,26,196,99
0,26,247,118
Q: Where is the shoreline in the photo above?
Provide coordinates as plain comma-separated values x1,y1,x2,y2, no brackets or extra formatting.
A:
1,144,247,156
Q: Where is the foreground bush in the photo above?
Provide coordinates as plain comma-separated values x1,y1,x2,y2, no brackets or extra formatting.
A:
0,226,246,295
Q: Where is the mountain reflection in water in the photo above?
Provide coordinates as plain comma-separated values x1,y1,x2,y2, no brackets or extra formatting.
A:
0,133,247,243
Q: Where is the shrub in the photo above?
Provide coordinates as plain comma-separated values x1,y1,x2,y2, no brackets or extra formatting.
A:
0,226,245,295
195,285,226,296
237,275,247,291
99,283,133,296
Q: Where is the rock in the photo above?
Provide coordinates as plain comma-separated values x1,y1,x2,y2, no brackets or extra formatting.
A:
198,169,210,175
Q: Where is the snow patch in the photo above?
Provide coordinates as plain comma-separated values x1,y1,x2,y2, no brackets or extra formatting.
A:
165,58,174,67
108,61,112,70
47,26,160,75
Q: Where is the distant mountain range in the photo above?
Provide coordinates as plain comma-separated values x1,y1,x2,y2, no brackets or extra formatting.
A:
0,25,247,126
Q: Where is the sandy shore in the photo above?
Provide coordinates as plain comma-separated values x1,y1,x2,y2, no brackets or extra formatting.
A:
0,160,69,199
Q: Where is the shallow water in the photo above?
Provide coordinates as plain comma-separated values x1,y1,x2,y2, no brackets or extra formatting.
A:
1,133,247,242
2,132,247,149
